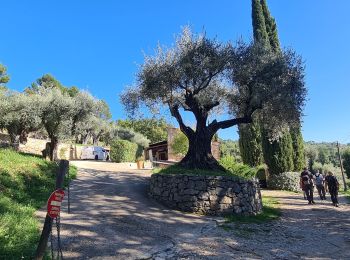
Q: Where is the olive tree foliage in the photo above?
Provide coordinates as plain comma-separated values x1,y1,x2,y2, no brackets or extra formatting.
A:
71,91,100,140
116,118,168,144
101,124,150,147
121,28,307,170
0,64,10,91
74,99,112,145
38,88,76,160
0,91,41,146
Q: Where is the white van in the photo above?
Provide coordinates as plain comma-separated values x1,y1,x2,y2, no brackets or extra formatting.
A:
80,146,106,160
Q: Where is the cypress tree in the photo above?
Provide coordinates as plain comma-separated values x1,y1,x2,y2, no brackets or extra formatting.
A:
291,126,305,171
260,0,280,52
237,0,267,167
252,0,269,46
260,0,305,172
262,129,294,175
238,121,263,166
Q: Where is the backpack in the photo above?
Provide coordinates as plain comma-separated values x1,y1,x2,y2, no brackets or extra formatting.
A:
315,174,323,186
302,174,311,185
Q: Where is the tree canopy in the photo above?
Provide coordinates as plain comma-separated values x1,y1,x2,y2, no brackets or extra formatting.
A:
122,28,307,170
0,64,10,90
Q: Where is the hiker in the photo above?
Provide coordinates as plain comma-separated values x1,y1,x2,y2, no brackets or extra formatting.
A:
300,167,315,204
314,170,326,200
325,171,340,207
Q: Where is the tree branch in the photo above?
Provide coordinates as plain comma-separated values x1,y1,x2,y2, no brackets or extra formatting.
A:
203,101,220,111
208,101,263,132
169,103,194,137
209,116,252,132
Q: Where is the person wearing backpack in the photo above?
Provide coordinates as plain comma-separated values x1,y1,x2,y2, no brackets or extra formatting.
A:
300,167,315,204
314,170,326,200
325,171,340,207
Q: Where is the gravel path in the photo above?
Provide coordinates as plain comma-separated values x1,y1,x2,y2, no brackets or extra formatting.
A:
40,161,350,259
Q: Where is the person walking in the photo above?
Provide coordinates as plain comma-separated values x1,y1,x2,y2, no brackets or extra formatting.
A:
300,167,315,204
325,171,340,207
314,170,326,200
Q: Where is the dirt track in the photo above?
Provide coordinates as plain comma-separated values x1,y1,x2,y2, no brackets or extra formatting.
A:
38,161,350,259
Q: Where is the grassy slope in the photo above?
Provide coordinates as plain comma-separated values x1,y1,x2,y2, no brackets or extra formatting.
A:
0,148,76,259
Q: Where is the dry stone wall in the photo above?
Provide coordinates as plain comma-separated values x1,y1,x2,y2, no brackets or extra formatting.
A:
150,174,262,216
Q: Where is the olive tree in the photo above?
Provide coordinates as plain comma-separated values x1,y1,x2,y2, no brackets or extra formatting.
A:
38,88,75,160
122,28,306,170
71,91,96,138
0,91,41,147
74,99,112,145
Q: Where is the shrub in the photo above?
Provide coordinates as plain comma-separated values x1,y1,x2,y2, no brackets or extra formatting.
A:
220,156,257,179
256,164,268,181
267,172,301,192
110,139,138,162
171,131,188,156
342,149,350,179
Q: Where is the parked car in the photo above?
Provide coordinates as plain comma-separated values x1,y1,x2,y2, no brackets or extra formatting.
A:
80,146,107,160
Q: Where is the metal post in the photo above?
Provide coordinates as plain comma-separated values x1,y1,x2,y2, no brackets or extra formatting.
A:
337,141,347,191
68,166,70,214
34,160,69,260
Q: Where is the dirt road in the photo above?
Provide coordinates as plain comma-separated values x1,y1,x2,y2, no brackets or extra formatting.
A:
41,161,350,259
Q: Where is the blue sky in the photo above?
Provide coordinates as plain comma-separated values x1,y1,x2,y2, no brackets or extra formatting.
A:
1,1,349,143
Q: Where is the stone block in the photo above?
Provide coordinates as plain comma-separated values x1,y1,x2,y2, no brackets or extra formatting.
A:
220,196,232,204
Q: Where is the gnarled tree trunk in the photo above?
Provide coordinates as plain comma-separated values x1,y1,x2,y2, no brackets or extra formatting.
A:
48,136,58,161
179,127,223,170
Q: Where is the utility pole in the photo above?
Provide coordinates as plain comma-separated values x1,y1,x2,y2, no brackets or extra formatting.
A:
337,141,347,191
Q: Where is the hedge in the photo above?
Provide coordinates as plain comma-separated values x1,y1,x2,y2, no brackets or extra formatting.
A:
110,139,138,162
267,172,301,192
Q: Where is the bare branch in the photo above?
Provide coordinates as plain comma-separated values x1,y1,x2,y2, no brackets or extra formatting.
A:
209,116,252,132
204,101,220,111
169,103,194,137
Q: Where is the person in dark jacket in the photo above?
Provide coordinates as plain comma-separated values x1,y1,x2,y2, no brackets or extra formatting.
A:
300,167,315,204
325,171,340,207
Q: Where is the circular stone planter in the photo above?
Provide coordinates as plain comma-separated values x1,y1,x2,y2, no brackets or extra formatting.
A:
149,174,263,216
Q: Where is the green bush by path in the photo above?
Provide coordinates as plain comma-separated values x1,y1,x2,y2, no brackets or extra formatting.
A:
0,148,76,259
219,156,257,179
110,139,138,162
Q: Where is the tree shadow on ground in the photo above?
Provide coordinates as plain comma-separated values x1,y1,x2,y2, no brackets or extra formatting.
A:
51,168,350,259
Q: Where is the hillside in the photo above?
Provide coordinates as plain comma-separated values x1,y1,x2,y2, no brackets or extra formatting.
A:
0,149,76,259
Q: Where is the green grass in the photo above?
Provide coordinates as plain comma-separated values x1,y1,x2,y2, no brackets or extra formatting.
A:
0,148,76,259
340,183,350,203
225,196,281,224
153,164,256,180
